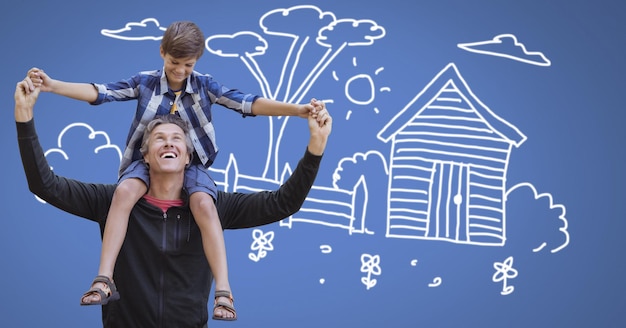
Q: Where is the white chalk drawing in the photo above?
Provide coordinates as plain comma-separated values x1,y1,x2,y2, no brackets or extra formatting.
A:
457,34,551,66
280,174,369,234
100,18,166,41
332,56,391,120
505,182,570,253
281,150,385,235
378,62,526,246
204,5,385,180
37,123,122,204
428,277,442,288
319,245,332,284
360,253,381,290
492,256,518,295
320,245,332,254
248,228,275,262
51,123,122,162
40,5,571,296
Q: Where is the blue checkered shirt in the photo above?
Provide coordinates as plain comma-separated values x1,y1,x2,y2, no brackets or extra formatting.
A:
91,69,258,177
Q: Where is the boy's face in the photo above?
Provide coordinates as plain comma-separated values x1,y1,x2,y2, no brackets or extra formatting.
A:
160,48,197,90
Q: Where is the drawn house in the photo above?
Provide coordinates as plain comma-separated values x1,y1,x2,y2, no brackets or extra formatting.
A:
377,63,526,246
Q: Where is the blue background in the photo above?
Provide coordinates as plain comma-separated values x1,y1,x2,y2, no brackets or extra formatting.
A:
2,1,625,327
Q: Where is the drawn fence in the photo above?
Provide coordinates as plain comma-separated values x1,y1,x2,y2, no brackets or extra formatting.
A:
210,154,368,234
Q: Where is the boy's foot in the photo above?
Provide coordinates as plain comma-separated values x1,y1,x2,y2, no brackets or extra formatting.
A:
80,275,120,306
212,290,237,321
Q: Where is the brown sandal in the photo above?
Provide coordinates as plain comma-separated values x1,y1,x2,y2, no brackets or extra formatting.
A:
80,275,120,306
212,290,237,321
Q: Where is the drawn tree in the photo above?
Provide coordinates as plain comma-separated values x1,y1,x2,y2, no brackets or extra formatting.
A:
206,5,385,180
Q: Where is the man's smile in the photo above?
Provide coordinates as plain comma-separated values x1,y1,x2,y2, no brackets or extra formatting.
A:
160,151,178,159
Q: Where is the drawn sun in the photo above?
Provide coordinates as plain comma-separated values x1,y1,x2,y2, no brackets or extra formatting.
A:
332,56,391,120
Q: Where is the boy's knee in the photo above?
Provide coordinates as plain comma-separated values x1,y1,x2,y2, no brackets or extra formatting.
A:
190,192,217,213
191,192,215,204
116,178,147,198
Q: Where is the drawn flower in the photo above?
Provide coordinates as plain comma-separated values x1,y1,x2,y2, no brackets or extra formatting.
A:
360,253,382,290
360,253,381,274
492,256,517,282
249,229,275,262
492,256,518,295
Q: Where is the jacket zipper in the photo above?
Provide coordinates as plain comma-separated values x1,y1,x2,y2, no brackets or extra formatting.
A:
158,211,167,328
158,209,188,327
175,214,181,249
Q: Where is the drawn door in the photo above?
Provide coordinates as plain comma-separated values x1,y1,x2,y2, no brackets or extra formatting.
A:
427,162,469,242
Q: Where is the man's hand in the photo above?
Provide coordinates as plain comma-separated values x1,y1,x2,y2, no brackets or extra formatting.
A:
307,100,332,156
15,77,40,122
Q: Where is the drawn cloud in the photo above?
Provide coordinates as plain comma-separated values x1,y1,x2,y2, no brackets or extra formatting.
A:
101,18,167,41
49,123,122,160
457,33,551,66
318,18,386,47
205,31,268,57
261,5,337,38
36,123,122,204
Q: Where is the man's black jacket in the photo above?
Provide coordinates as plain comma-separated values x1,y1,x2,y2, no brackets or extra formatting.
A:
17,119,321,328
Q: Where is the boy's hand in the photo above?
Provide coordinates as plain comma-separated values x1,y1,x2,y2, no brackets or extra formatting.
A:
27,67,54,93
295,97,325,120
309,98,327,127
295,103,314,119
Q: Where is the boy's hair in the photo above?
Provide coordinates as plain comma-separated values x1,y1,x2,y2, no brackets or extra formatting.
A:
160,21,205,59
140,114,194,160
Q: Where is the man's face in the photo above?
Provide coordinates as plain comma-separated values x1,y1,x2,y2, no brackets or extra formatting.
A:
160,50,197,90
143,123,190,174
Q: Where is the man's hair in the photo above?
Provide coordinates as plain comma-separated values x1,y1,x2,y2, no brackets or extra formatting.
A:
160,21,205,59
140,114,194,159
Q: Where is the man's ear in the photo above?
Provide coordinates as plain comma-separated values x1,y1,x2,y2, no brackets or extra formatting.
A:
160,46,165,59
185,153,192,168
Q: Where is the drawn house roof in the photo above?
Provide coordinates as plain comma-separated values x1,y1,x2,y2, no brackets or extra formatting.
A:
377,63,526,147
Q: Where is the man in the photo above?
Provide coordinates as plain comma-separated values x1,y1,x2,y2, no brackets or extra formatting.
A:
15,77,332,328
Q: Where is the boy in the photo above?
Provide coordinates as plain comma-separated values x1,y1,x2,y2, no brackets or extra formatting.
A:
29,21,318,321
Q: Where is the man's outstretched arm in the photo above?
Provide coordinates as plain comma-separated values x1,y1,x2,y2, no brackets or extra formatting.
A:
217,104,332,229
15,78,114,222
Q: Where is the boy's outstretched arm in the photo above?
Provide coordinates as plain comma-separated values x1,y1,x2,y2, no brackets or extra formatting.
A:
27,67,98,103
250,97,315,119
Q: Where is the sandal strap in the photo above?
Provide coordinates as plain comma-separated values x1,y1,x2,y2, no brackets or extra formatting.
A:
82,287,107,300
214,301,236,315
80,275,121,306
92,275,118,294
214,290,234,302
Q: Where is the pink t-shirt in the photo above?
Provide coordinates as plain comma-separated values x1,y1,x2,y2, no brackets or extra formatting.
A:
143,194,184,213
